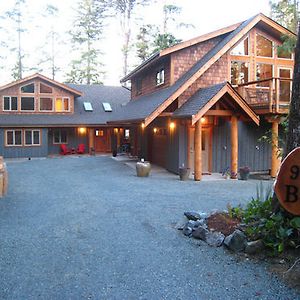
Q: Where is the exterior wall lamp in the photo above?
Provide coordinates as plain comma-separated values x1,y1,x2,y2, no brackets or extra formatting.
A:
78,127,86,135
169,122,175,130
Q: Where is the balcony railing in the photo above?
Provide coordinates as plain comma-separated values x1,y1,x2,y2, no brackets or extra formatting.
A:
236,77,292,114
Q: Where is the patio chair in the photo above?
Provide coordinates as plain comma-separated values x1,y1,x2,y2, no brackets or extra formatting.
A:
76,144,85,154
60,144,71,155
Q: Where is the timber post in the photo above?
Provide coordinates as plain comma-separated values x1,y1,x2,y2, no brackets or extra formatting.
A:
194,120,202,181
271,120,280,177
231,115,238,179
88,128,95,154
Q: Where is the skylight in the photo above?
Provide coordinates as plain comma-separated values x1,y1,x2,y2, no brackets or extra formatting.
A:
83,102,93,111
102,102,112,112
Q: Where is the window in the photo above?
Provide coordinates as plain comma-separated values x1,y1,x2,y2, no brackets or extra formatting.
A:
39,97,53,111
39,83,53,94
21,83,35,93
231,37,249,56
279,68,292,102
83,102,93,111
256,34,273,57
256,63,273,87
278,47,292,59
21,97,35,111
3,96,18,111
53,129,67,144
6,130,22,146
55,97,69,112
231,61,249,85
156,69,165,85
102,102,112,112
24,130,40,146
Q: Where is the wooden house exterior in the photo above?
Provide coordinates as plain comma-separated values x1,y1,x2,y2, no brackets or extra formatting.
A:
110,13,296,180
0,74,130,158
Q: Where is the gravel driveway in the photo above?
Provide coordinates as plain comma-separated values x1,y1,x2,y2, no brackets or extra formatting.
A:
0,156,299,299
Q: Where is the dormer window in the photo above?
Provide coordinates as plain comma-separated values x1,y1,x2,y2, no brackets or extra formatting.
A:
256,34,273,58
156,68,165,86
21,83,35,93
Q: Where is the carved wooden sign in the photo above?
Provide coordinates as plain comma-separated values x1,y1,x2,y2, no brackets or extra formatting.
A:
274,147,300,216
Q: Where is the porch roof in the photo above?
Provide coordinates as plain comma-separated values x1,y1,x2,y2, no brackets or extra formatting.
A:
174,82,259,125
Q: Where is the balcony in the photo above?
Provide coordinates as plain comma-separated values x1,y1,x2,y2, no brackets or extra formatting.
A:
236,77,292,115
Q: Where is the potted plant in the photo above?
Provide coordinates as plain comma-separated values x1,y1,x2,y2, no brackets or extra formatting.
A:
179,164,190,181
239,166,250,180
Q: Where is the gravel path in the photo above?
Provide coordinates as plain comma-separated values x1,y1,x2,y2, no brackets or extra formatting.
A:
0,156,299,299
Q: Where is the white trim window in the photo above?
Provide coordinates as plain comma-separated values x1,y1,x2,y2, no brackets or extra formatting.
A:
24,129,40,146
20,83,35,93
53,129,67,144
55,97,70,112
6,130,22,146
39,97,53,111
3,96,18,111
156,68,165,85
21,97,35,111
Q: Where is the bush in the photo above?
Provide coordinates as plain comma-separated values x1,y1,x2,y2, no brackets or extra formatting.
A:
229,183,300,255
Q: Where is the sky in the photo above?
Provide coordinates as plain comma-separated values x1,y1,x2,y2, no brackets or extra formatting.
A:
0,0,271,86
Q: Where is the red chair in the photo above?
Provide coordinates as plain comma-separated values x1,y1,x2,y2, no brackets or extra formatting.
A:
60,144,71,155
77,144,85,154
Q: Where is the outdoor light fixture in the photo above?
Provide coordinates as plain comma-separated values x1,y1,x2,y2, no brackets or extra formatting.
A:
153,128,157,134
114,128,119,133
141,123,145,129
78,127,86,135
201,117,206,124
169,122,175,130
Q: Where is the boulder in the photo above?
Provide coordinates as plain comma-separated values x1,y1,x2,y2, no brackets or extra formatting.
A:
192,226,209,240
223,230,247,252
245,240,264,254
184,211,201,221
206,231,225,247
183,226,193,236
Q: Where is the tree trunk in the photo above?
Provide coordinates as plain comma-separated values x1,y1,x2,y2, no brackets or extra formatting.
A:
285,23,300,156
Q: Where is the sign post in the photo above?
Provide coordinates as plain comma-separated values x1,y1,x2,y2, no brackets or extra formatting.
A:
274,147,300,216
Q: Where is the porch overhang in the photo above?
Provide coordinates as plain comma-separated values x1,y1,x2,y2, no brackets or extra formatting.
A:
174,82,259,126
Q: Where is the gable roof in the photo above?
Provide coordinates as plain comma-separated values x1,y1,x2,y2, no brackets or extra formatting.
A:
0,84,130,127
174,82,259,125
121,13,295,83
0,73,83,96
116,13,295,127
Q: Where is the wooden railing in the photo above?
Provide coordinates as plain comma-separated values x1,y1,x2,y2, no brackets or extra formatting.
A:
236,77,292,114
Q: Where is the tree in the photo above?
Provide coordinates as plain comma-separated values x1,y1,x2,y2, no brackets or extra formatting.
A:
111,0,150,77
152,32,181,53
270,0,299,53
270,0,299,32
66,0,106,85
35,4,60,80
285,23,300,155
6,0,26,80
135,24,156,61
162,4,181,33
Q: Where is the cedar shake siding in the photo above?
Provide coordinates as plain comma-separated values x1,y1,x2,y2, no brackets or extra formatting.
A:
131,56,170,99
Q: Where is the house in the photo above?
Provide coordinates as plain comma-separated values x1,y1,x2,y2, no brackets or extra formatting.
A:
109,13,296,180
0,73,130,158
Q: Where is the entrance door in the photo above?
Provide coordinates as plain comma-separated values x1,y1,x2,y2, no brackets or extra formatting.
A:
94,128,110,152
189,127,211,174
279,68,292,102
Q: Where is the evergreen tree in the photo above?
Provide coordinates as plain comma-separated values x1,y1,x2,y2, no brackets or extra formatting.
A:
66,0,106,85
6,0,26,80
111,0,150,77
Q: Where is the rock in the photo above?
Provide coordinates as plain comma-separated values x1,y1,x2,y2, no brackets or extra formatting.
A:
192,226,209,240
193,219,206,229
283,259,300,288
245,240,264,254
175,217,189,230
206,231,225,247
223,230,247,252
183,226,193,236
184,211,201,221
